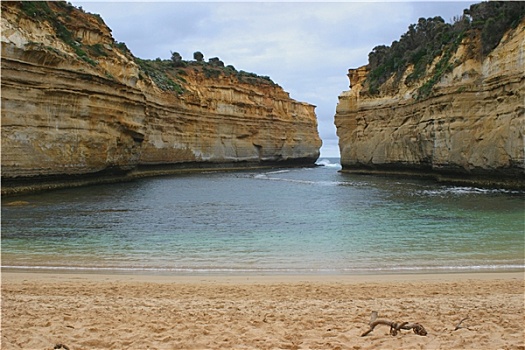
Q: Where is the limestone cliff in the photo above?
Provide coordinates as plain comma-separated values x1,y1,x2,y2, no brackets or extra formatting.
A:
335,9,524,188
1,1,321,194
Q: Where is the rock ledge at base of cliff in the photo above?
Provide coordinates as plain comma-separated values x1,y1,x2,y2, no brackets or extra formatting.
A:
1,159,318,196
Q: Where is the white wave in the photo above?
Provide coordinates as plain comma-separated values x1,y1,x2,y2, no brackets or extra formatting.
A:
265,169,291,175
255,176,356,187
265,177,316,185
3,264,523,275
316,158,342,169
420,186,523,196
341,264,525,273
251,169,291,180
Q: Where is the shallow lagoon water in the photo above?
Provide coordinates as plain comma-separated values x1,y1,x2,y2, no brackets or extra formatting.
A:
2,159,524,275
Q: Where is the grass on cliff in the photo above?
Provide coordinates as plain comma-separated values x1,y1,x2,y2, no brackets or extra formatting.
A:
364,1,525,99
18,1,111,67
135,58,186,94
134,55,277,93
15,1,279,94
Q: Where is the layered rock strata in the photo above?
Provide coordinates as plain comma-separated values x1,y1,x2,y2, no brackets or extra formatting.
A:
335,20,524,188
1,2,321,194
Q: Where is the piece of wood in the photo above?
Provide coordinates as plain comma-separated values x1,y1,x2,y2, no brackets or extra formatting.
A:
361,311,427,337
54,344,70,350
454,316,470,331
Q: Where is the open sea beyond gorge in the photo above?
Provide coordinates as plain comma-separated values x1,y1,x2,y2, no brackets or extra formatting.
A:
2,158,524,275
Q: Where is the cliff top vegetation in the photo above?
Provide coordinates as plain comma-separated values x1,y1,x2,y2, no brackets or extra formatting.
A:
9,1,278,94
364,1,525,99
134,52,277,95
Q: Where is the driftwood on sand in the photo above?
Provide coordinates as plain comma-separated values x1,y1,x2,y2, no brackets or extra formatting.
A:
54,344,70,350
454,316,471,331
361,311,428,337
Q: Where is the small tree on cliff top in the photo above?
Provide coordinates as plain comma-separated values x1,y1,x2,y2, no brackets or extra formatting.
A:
171,51,184,67
193,51,204,62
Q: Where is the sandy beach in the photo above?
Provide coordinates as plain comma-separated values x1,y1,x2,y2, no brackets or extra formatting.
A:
1,271,524,349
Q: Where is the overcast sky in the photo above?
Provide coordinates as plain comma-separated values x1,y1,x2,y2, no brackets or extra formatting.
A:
74,1,475,157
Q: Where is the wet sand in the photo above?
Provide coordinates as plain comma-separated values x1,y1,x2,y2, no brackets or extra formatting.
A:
1,271,524,349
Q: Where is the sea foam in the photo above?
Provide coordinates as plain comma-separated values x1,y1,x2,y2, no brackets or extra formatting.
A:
315,158,341,168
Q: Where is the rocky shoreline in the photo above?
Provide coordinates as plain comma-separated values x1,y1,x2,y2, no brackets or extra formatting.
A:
1,158,319,196
339,166,525,190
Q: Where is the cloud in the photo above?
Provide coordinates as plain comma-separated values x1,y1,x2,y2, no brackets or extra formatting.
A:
75,1,473,157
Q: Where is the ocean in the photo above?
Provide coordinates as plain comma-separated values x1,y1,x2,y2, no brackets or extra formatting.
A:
2,158,524,275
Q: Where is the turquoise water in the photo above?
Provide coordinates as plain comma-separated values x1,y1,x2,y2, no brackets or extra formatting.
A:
2,159,524,275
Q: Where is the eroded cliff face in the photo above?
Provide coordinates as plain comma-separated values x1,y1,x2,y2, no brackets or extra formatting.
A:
139,70,320,167
335,20,524,187
1,2,321,194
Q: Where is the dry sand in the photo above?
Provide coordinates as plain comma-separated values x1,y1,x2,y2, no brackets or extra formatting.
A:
1,271,524,349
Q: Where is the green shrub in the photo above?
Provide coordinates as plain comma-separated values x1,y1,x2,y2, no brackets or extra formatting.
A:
193,51,204,62
88,43,107,57
134,58,185,93
364,2,525,97
203,66,221,79
115,42,131,55
20,1,52,19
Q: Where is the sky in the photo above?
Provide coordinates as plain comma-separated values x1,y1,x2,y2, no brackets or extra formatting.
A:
74,1,476,158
